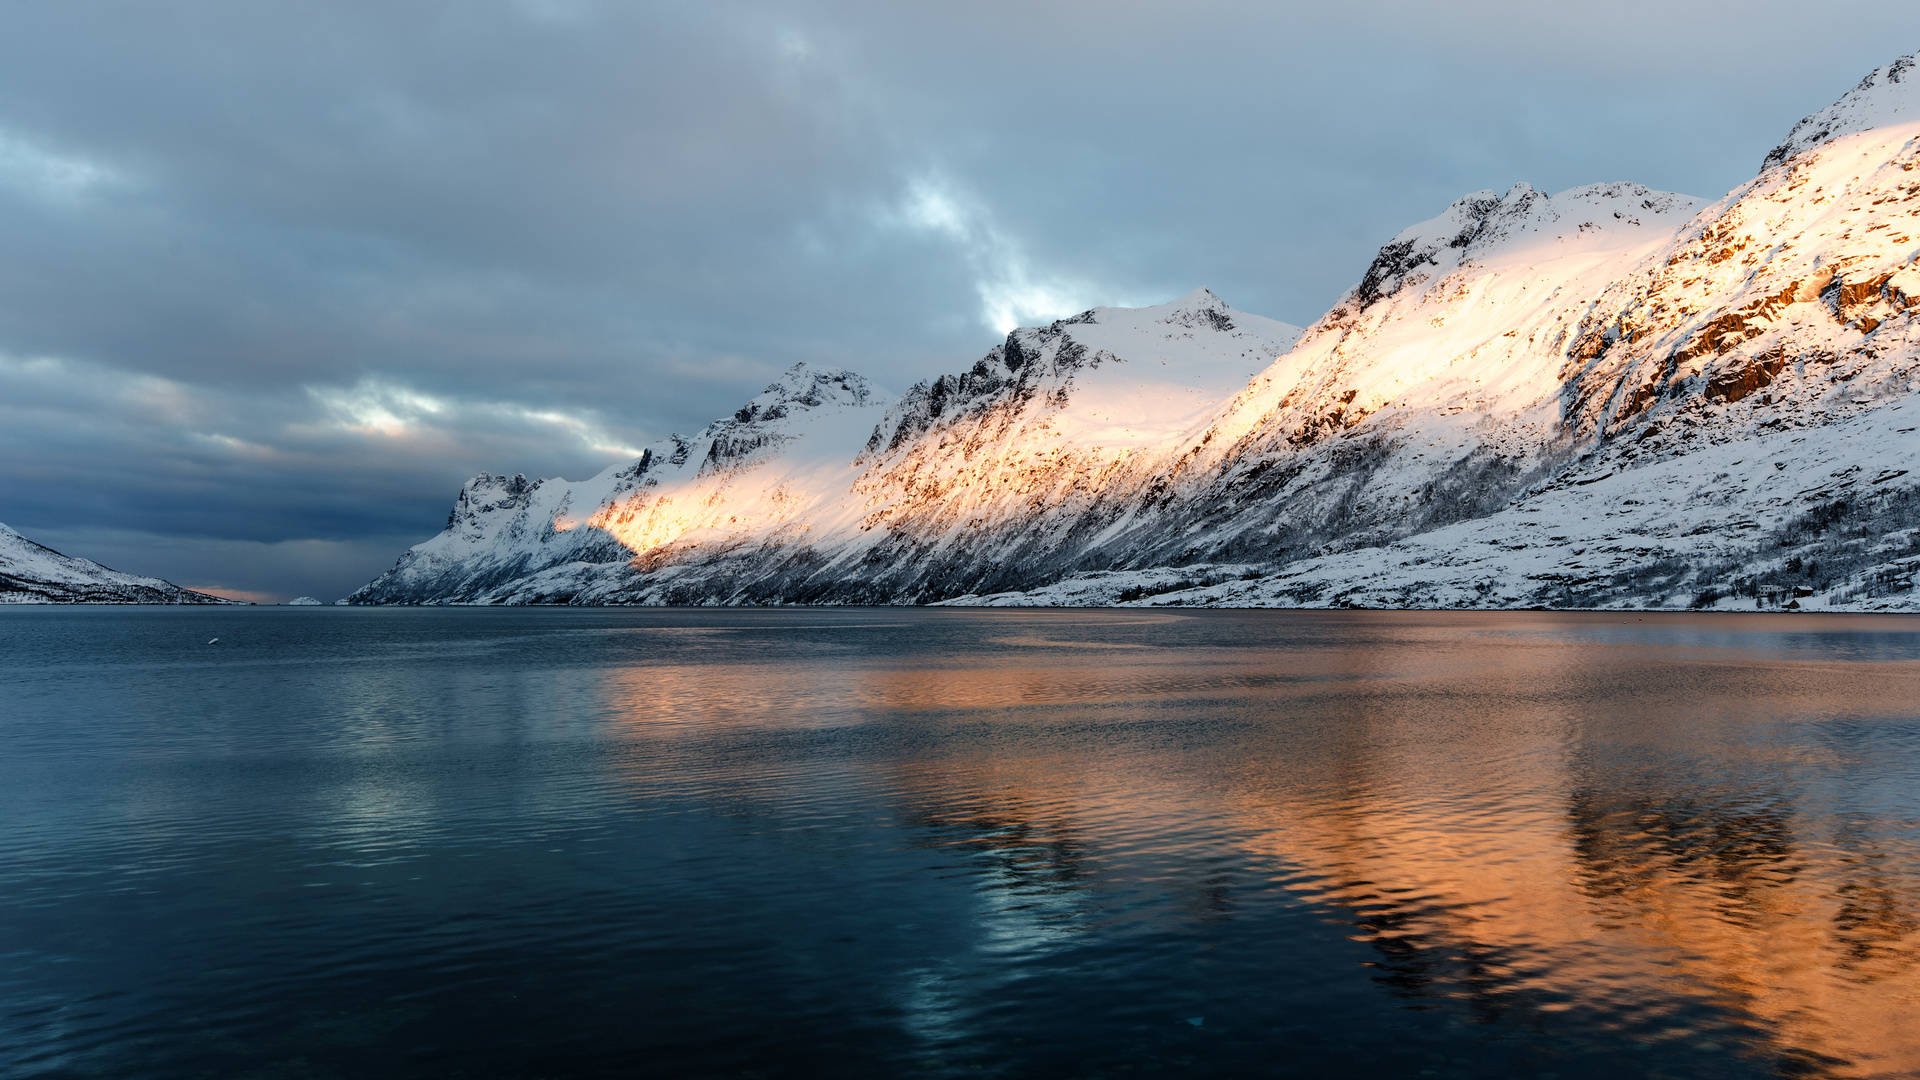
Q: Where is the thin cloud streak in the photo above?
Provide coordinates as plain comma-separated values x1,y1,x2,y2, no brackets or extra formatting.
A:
889,178,1141,333
308,378,648,457
0,127,123,201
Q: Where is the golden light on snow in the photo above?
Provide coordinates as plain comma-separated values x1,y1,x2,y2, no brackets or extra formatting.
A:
361,73,1920,610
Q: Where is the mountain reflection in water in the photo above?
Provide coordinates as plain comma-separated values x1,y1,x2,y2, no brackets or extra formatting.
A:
2,608,1918,1079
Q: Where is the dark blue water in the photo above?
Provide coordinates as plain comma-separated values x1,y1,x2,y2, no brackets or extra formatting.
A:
3,608,1919,1079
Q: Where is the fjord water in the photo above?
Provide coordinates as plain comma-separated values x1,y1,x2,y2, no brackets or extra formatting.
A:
3,609,1919,1079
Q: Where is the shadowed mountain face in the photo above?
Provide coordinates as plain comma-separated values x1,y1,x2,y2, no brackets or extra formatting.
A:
1,522,230,604
350,53,1920,612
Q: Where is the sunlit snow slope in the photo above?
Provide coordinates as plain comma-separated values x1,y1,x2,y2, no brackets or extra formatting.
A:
1065,182,1711,568
347,365,891,604
958,55,1920,611
0,522,230,604
825,288,1306,599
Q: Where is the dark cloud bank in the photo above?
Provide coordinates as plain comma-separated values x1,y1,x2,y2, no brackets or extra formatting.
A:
0,0,1911,601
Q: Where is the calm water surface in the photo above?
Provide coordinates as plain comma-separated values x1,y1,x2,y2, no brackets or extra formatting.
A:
3,607,1919,1079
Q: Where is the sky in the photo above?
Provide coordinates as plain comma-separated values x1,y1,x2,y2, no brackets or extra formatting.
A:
1,1,1915,603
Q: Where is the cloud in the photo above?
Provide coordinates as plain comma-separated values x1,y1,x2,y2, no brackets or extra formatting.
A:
0,127,121,201
0,349,653,600
889,178,1134,333
0,0,1911,602
307,377,646,457
308,379,450,437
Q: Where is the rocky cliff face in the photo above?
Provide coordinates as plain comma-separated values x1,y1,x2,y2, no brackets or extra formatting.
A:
350,51,1920,612
0,522,232,604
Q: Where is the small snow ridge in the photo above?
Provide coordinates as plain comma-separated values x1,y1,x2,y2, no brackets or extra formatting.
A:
744,363,885,416
1164,286,1225,313
0,520,229,604
1765,51,1920,168
1343,182,1700,315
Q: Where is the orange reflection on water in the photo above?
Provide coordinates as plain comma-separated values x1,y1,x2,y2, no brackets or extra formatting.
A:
589,611,1920,1077
1220,638,1920,1078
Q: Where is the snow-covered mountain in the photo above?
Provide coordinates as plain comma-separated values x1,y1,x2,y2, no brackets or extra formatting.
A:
1058,181,1710,567
0,522,231,604
824,287,1306,600
351,51,1920,612
349,293,1301,604
346,365,892,603
953,56,1920,612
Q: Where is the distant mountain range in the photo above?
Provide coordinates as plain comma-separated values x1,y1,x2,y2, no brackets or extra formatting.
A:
349,51,1920,612
0,522,229,604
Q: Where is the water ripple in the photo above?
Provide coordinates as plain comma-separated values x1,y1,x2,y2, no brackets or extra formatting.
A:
2,607,1918,1078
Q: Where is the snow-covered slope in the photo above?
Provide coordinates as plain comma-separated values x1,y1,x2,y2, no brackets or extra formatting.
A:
352,50,1920,612
821,186,1708,600
1764,54,1919,168
825,288,1305,598
951,402,1920,612
1082,181,1710,566
0,522,231,604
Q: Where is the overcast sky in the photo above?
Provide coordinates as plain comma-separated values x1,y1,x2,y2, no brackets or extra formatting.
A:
1,1,1913,602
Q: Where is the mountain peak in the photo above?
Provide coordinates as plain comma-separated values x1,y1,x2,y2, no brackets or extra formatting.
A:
1165,286,1225,312
1764,52,1920,169
734,363,885,423
1047,289,1297,345
1048,288,1228,331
